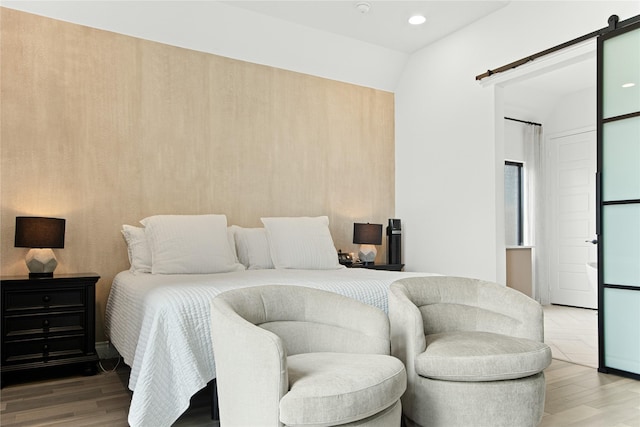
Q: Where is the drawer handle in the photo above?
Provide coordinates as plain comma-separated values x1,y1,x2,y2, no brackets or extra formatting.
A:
42,295,51,303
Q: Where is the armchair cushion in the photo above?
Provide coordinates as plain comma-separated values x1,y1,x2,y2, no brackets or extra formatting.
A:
280,352,406,426
415,331,551,382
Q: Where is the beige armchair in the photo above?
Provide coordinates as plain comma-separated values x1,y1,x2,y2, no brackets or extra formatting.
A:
389,276,551,427
210,285,407,427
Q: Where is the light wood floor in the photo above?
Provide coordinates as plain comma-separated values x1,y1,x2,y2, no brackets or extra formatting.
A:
1,358,638,426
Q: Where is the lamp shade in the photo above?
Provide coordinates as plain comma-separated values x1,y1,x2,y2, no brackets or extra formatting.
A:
15,217,65,248
353,223,382,245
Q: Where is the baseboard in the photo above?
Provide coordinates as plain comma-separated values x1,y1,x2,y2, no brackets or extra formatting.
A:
96,341,121,360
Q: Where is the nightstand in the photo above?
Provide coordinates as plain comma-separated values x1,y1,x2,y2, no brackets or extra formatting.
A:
1,273,100,382
350,263,405,271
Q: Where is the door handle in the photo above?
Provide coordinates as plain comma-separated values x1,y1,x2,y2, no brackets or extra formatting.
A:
585,239,598,244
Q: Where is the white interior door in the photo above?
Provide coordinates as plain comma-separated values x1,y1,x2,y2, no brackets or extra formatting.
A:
548,130,597,309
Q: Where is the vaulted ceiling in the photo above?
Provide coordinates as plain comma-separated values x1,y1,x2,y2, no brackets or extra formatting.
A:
222,1,510,53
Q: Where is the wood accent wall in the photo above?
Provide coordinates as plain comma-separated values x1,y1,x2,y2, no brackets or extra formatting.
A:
0,8,396,341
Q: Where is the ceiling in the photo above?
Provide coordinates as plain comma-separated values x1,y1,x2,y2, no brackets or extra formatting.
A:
222,1,510,53
222,0,596,115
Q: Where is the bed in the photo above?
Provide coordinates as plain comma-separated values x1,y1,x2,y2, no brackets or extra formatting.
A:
104,215,433,426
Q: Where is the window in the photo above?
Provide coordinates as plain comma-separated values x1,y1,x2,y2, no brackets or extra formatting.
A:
504,161,523,246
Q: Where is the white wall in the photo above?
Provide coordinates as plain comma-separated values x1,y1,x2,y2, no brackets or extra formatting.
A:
395,1,639,282
1,1,407,92
545,86,597,135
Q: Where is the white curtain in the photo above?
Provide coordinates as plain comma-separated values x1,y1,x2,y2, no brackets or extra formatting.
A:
522,124,544,302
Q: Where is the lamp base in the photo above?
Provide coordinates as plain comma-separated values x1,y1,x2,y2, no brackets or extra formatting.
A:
358,244,377,264
25,248,58,276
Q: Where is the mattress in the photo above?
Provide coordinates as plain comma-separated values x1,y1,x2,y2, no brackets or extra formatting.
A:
105,268,430,427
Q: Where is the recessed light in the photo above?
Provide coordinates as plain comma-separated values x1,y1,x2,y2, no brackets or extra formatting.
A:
622,82,636,88
408,15,426,25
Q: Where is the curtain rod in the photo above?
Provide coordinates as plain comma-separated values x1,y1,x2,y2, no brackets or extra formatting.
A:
505,117,542,127
476,14,640,81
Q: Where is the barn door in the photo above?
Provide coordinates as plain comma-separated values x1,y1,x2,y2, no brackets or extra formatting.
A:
597,15,640,378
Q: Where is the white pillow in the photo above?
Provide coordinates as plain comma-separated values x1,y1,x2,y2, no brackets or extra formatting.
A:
121,225,152,274
140,214,245,274
227,226,239,264
261,216,342,270
232,226,274,270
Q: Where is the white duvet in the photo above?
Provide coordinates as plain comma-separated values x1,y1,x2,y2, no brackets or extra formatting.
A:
105,268,430,427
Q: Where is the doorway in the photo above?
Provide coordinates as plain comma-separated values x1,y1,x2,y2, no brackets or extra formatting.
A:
499,42,598,308
501,56,600,367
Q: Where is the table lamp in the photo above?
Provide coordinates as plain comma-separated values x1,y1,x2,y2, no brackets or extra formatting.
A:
15,216,66,277
353,223,382,265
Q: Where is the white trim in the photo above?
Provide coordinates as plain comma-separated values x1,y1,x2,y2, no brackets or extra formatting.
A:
479,38,596,89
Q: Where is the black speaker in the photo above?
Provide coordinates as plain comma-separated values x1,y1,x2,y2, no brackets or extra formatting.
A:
387,219,402,265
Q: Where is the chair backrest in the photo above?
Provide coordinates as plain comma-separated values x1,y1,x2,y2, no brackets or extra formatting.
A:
215,285,391,356
392,276,543,341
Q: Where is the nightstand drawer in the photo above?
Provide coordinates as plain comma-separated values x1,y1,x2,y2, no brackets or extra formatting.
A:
4,288,84,312
4,311,84,338
4,335,85,364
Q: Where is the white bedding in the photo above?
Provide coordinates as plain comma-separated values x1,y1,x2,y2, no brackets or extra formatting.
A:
105,268,431,427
